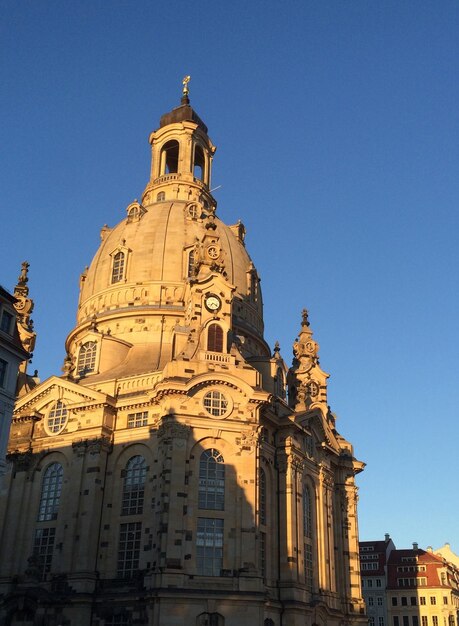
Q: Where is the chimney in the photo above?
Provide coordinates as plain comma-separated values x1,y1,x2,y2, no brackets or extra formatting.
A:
385,533,390,542
413,542,418,551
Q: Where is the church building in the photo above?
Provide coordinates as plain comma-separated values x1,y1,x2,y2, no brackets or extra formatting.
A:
0,82,366,626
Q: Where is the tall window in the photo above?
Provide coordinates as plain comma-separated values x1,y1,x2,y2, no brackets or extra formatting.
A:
303,486,312,538
193,145,205,181
38,463,63,521
0,358,7,388
112,251,125,284
199,449,224,510
187,249,195,278
259,468,267,525
196,518,223,576
260,531,266,577
121,456,146,516
207,324,223,352
0,310,13,333
303,485,313,589
33,527,56,581
77,341,97,376
117,522,142,578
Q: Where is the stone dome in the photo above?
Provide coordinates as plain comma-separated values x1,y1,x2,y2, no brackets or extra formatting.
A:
77,199,259,324
64,98,269,383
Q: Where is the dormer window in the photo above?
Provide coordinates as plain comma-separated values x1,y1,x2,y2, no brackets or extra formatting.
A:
161,140,179,174
207,323,223,353
77,341,97,376
112,251,125,284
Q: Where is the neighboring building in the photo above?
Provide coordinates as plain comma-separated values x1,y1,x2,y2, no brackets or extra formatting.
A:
360,534,396,626
431,544,459,570
0,265,36,474
0,86,367,625
386,545,459,626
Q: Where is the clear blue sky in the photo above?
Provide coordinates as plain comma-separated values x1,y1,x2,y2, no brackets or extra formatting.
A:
1,1,458,552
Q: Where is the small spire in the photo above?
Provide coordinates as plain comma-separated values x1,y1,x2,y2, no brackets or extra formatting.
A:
181,75,191,105
301,308,310,327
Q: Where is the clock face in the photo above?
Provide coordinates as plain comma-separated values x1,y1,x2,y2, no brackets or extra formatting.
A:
205,294,221,312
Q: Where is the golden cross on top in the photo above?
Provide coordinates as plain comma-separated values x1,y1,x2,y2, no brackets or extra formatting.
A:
182,75,191,97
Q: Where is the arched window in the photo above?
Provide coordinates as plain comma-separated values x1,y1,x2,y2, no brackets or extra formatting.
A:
197,613,224,626
193,144,205,181
259,468,267,525
199,449,224,510
112,251,125,284
303,485,313,589
127,205,139,221
77,341,97,376
207,324,223,352
38,463,63,521
157,191,165,201
161,140,179,174
121,456,146,516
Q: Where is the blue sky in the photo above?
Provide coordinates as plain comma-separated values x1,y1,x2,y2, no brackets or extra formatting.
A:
1,1,458,552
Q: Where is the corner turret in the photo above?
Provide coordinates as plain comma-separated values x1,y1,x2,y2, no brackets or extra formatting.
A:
287,308,329,412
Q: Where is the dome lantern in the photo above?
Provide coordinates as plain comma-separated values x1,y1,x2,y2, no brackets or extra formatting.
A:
142,77,217,208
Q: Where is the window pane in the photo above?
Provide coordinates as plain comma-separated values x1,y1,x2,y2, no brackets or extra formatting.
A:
38,463,63,521
207,324,223,352
112,251,125,284
47,401,68,434
199,449,224,510
196,518,223,576
33,527,56,580
117,522,142,578
203,391,228,417
77,341,97,376
121,456,146,516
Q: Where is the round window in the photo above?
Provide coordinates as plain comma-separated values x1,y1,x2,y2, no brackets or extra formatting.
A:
203,390,229,417
46,400,68,435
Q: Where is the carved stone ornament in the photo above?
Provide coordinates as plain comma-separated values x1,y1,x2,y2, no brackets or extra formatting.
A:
157,418,191,441
72,436,112,456
186,202,201,220
8,449,35,473
235,430,259,451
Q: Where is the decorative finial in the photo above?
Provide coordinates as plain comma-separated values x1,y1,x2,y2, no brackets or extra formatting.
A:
18,261,29,286
274,341,280,353
182,75,191,104
301,308,310,327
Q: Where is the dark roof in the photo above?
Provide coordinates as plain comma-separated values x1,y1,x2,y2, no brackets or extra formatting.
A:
159,98,208,133
0,285,16,304
360,540,389,552
387,549,443,565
